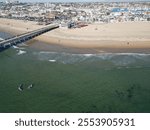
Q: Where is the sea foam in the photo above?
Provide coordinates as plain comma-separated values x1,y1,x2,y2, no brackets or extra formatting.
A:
17,50,26,55
35,51,150,66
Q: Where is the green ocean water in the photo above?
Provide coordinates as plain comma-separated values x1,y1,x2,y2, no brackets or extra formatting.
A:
0,32,150,113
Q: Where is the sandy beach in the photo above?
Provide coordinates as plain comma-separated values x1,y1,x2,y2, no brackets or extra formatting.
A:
0,18,150,49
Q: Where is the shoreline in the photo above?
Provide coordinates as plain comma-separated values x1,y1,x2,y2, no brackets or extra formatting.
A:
29,40,150,54
0,18,150,52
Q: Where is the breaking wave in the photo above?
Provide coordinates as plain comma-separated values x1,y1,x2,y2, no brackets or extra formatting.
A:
0,37,4,41
33,51,150,66
49,60,56,62
17,50,27,55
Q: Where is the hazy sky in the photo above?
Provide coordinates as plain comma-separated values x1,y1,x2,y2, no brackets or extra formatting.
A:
1,0,150,2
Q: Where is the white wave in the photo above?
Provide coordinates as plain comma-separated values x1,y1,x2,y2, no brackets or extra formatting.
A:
35,51,150,65
12,45,19,49
12,46,25,50
39,51,150,58
115,53,150,56
39,51,56,54
79,54,93,57
49,60,56,62
0,37,4,41
17,50,26,55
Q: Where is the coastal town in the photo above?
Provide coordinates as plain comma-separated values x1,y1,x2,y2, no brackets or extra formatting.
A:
0,1,150,28
0,1,150,115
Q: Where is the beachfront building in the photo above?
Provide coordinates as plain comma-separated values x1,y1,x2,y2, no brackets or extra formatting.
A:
0,2,150,26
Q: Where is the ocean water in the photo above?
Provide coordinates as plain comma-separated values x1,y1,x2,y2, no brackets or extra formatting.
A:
0,32,150,112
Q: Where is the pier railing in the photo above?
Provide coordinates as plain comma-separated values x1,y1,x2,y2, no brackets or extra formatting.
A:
0,24,59,52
